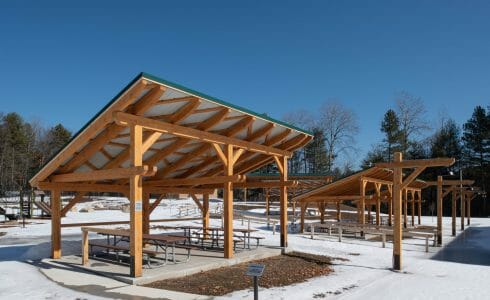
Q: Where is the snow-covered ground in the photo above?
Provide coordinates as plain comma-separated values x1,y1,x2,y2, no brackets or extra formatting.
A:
1,197,490,299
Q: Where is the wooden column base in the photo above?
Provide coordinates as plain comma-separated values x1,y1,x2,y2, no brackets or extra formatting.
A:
393,254,401,271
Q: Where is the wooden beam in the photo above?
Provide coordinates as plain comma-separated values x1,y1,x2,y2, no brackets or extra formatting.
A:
400,167,426,190
393,152,403,270
202,194,210,237
437,175,443,246
51,189,61,259
143,192,150,236
212,143,227,165
145,175,244,187
361,176,393,186
38,182,128,193
375,183,381,226
278,155,288,249
190,194,204,212
61,192,86,217
57,86,165,175
303,195,373,202
50,166,157,183
376,157,455,169
360,180,367,224
149,194,165,214
223,144,234,258
129,124,143,277
167,99,201,123
181,119,279,178
451,187,456,236
425,179,475,186
30,80,148,186
114,112,292,157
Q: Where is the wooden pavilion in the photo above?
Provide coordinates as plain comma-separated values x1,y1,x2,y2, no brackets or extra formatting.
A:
29,72,313,277
294,153,455,270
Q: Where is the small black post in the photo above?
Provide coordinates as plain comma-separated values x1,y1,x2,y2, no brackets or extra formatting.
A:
253,276,258,300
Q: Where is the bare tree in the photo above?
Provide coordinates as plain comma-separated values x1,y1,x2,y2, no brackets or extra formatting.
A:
318,101,359,171
396,91,431,155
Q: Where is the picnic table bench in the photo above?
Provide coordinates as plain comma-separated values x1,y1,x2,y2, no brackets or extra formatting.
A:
81,227,190,268
308,221,435,252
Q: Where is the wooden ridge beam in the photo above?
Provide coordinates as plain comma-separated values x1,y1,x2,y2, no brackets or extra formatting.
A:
50,166,157,183
114,112,291,157
146,175,245,186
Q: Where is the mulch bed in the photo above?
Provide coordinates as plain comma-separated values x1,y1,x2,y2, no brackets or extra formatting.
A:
145,252,343,296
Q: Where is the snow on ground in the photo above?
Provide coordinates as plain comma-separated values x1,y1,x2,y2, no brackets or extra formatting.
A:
1,196,490,299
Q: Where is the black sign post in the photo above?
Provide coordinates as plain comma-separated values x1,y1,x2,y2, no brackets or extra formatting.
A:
246,264,265,300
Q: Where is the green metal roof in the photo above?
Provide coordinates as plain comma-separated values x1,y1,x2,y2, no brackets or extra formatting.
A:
30,72,313,184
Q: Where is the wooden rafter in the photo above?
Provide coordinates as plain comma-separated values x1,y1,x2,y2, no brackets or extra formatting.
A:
114,112,290,157
58,85,165,175
31,80,149,186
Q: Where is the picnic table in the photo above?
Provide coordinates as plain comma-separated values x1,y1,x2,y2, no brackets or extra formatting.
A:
81,227,190,267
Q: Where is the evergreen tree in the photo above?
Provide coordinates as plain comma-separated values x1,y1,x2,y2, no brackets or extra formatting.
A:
430,118,462,161
304,127,329,173
462,106,490,208
380,109,401,161
44,124,72,160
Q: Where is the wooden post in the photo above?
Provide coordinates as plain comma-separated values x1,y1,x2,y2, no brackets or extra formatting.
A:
451,187,456,236
203,194,210,237
265,188,270,216
143,192,150,236
417,190,422,225
375,183,381,226
82,229,89,265
393,152,403,271
319,202,325,224
360,180,366,224
466,197,471,225
403,189,408,228
223,144,234,258
300,202,306,233
461,191,465,231
129,124,143,277
367,203,372,223
388,185,393,226
437,175,443,246
51,189,61,259
336,201,341,221
278,156,289,249
410,190,415,226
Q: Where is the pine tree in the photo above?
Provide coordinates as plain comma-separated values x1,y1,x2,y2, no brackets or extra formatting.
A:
45,124,72,160
380,109,401,161
430,119,462,160
462,106,490,208
304,127,329,173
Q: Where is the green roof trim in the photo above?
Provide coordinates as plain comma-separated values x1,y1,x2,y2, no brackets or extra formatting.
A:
30,72,312,184
141,72,313,136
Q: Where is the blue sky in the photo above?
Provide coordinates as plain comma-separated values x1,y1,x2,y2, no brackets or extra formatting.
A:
1,1,489,168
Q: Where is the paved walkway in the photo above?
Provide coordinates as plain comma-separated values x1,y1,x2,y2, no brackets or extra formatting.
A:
432,224,490,266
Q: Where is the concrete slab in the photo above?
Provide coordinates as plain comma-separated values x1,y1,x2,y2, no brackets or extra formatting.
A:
47,246,281,285
39,258,211,300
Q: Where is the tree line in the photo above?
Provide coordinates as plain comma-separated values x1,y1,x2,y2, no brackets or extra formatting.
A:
0,112,71,197
280,92,489,216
